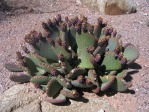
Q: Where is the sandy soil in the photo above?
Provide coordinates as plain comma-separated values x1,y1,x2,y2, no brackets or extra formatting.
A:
0,0,149,112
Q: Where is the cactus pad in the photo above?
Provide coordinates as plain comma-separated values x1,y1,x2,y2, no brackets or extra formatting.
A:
76,32,96,53
71,79,93,88
46,79,63,97
56,76,72,88
123,44,139,64
102,51,122,71
30,76,51,85
52,45,71,60
100,75,115,91
5,63,23,72
10,74,31,83
78,49,94,69
46,94,66,104
111,79,132,92
107,37,119,51
67,68,86,79
60,88,79,98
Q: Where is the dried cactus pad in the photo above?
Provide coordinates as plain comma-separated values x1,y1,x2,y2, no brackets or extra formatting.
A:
10,74,31,83
5,63,23,72
4,14,140,104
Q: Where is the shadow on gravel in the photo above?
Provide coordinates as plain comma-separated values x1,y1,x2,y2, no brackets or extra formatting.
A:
0,0,14,22
96,88,136,97
53,96,89,106
96,88,118,97
53,99,71,106
71,96,89,103
128,63,142,70
0,0,11,12
122,89,135,94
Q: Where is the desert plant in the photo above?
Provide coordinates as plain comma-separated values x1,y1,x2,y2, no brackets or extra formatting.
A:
5,14,139,104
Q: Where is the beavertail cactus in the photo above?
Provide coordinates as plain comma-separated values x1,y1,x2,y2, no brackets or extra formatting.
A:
5,14,140,104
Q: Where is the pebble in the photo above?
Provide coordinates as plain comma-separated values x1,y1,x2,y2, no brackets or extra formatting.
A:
138,21,143,25
98,109,105,112
144,65,148,67
143,13,148,16
0,83,3,93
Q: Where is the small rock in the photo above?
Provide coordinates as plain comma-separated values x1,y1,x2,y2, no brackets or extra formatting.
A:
0,83,3,93
76,0,82,5
143,13,148,16
76,0,137,15
0,84,116,112
98,109,105,112
138,21,143,25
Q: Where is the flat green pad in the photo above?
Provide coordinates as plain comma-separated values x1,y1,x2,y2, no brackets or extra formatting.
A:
35,67,46,76
30,76,51,85
28,53,42,66
46,94,66,104
67,68,86,79
28,54,57,73
63,59,72,73
102,51,121,71
111,79,130,92
78,49,94,69
123,44,139,64
23,57,39,76
107,37,119,51
49,26,60,40
46,79,63,97
116,70,127,79
100,75,115,91
60,88,79,98
10,74,31,83
5,63,23,72
76,32,96,53
36,40,58,62
29,53,49,64
71,80,93,88
52,45,71,60
68,26,77,49
56,77,72,88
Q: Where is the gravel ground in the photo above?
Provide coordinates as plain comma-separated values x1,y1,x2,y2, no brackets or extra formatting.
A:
0,0,149,112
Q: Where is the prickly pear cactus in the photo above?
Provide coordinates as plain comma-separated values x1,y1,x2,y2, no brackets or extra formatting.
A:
4,14,139,104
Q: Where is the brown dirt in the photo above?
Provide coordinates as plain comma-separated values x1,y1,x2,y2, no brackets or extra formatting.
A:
0,0,149,112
